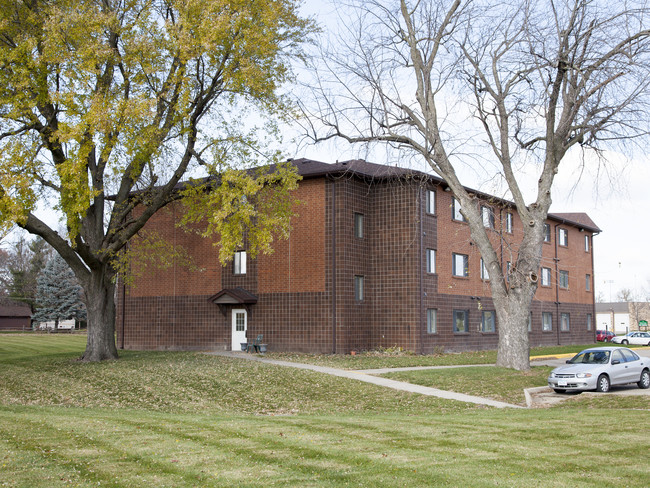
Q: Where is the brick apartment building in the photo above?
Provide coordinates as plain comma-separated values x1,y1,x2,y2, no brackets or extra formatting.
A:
117,158,599,354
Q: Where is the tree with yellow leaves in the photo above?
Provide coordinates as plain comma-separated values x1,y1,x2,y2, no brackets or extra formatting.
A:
0,0,314,360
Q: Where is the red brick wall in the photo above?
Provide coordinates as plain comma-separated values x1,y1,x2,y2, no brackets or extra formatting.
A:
258,178,326,294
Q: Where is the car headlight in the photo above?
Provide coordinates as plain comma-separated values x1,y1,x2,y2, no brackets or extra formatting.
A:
576,373,592,378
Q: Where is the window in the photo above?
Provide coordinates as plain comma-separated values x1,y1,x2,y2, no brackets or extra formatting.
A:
541,267,551,287
426,190,436,214
542,312,553,331
453,310,469,333
585,274,591,291
559,270,569,289
506,261,511,282
452,198,466,222
427,309,437,334
426,249,436,274
452,253,469,277
558,228,568,246
543,223,551,242
354,276,364,301
234,251,247,275
528,312,532,332
481,205,495,229
561,313,570,332
481,311,496,333
587,313,592,331
584,235,590,252
480,258,489,280
505,212,513,233
354,213,364,238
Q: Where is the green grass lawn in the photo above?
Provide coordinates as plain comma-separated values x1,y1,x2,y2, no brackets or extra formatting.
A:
1,334,649,487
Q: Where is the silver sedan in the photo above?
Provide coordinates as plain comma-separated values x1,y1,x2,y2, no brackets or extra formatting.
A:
611,331,650,345
548,347,650,393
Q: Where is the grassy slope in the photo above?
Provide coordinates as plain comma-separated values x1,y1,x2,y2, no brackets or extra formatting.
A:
1,334,649,487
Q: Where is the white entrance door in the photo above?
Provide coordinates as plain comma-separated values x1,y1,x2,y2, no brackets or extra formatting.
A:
231,309,247,351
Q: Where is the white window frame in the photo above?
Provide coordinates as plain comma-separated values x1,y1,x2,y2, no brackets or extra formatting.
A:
584,234,590,252
481,205,495,229
558,228,568,246
452,198,466,222
542,312,553,331
543,224,551,243
585,274,591,291
427,308,437,334
426,190,436,214
541,267,551,287
505,212,513,233
426,249,436,274
452,253,469,277
234,250,247,275
480,258,489,280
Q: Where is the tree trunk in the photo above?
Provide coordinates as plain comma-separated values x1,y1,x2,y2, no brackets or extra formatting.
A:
81,268,118,361
494,284,535,371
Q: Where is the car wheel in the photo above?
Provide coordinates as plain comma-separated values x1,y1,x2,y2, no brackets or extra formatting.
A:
596,374,610,393
638,370,650,390
622,340,629,345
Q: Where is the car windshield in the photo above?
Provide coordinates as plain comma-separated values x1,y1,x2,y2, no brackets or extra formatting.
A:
569,350,610,364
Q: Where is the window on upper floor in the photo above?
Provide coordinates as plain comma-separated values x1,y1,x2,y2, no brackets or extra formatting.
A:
543,223,551,243
480,258,489,280
426,190,436,214
542,312,553,331
561,313,570,332
558,228,568,246
452,198,466,222
541,267,551,287
452,253,469,277
559,270,569,289
453,309,469,333
354,212,364,239
584,234,590,252
427,308,437,334
234,251,247,275
426,249,436,274
505,212,513,234
481,310,496,333
481,205,495,229
354,275,364,301
585,274,591,292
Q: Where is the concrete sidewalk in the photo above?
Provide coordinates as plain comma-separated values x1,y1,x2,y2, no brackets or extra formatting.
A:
209,351,523,409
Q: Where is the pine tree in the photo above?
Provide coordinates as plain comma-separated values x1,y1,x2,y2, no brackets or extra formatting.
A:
33,255,86,330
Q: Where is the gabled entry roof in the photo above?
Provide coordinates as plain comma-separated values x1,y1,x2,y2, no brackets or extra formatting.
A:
209,287,258,305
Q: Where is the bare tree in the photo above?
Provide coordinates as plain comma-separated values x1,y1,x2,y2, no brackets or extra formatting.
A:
301,0,650,370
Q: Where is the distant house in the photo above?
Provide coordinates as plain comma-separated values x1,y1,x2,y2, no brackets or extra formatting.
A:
117,158,599,354
0,299,32,331
596,302,650,334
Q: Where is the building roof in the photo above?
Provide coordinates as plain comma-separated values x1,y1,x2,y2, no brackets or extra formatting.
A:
291,158,601,232
0,298,32,318
208,287,258,305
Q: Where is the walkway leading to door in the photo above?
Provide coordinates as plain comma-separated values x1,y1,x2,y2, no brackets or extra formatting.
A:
209,351,523,409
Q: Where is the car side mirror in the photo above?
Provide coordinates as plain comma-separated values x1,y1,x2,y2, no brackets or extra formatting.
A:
565,360,572,364
612,360,620,365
